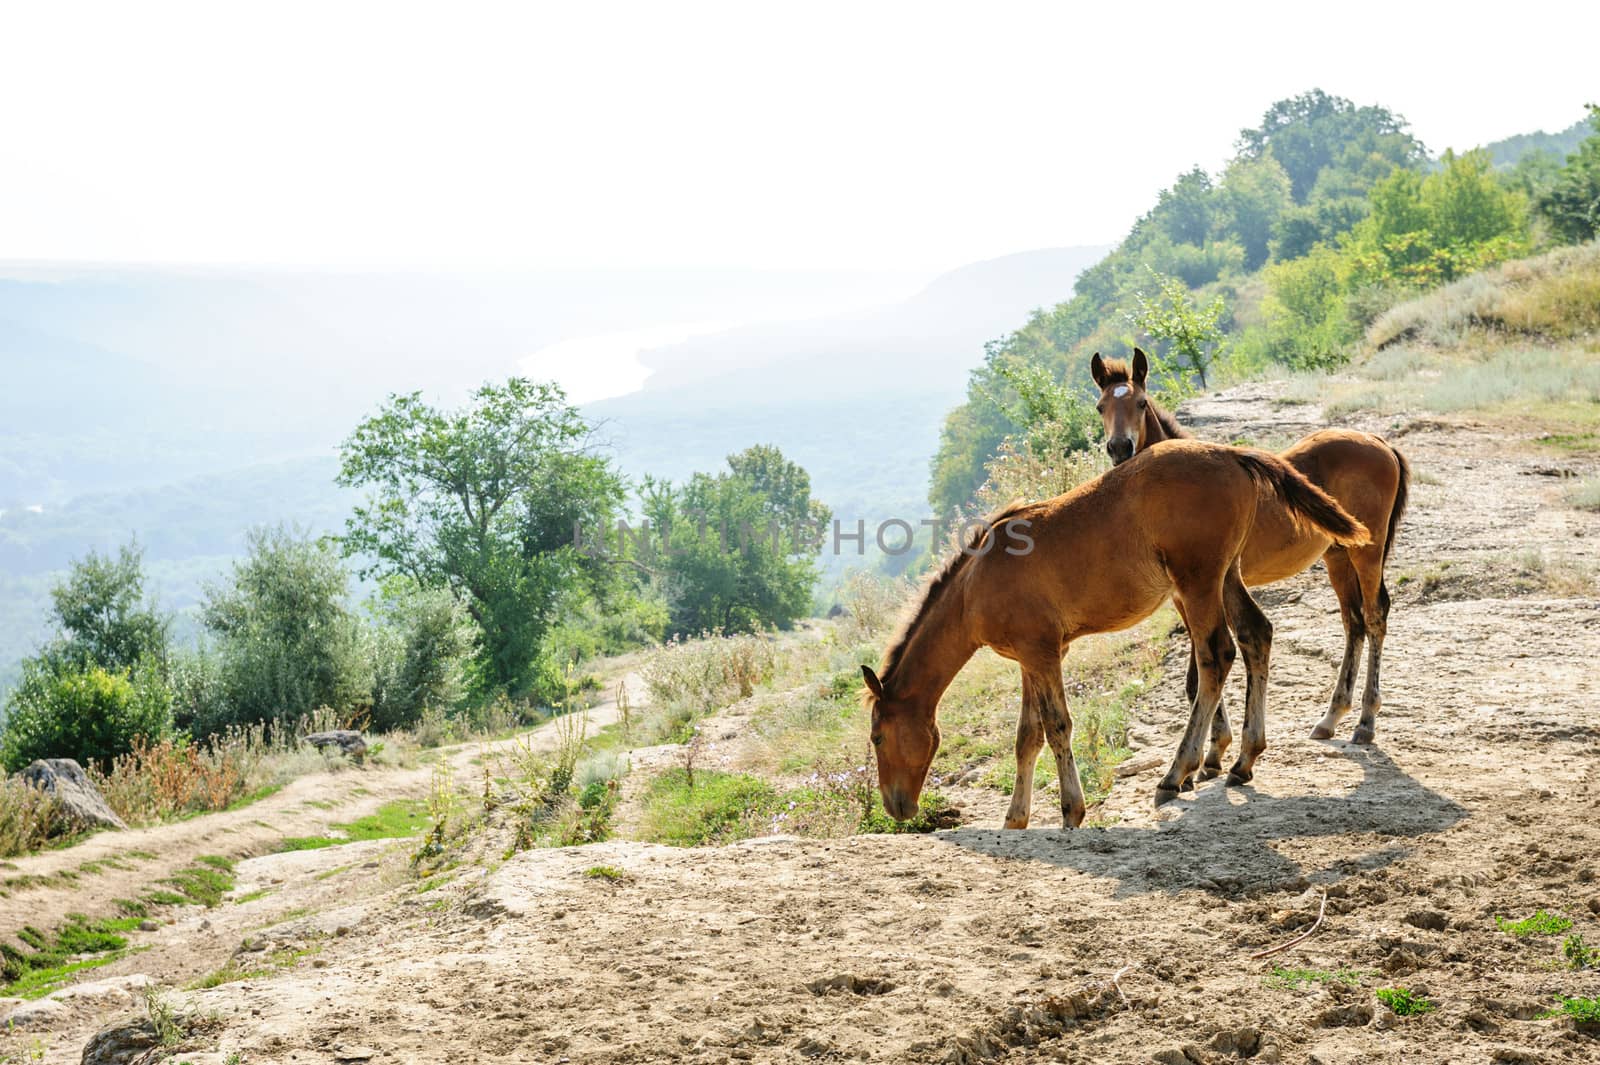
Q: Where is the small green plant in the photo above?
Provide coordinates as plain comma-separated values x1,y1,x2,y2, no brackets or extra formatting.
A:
584,865,627,881
1540,995,1600,1025
1562,934,1597,970
1376,986,1435,1017
1264,966,1363,989
1496,910,1574,937
143,985,184,1046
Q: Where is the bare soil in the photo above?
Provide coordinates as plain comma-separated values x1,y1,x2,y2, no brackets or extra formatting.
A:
5,387,1600,1065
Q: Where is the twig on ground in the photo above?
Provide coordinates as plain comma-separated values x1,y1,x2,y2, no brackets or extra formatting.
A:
1249,890,1328,960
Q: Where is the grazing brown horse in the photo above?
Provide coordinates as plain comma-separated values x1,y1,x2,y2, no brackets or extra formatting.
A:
863,440,1369,829
1091,349,1410,756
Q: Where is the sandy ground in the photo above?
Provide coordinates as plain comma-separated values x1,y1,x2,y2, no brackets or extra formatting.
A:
5,388,1600,1064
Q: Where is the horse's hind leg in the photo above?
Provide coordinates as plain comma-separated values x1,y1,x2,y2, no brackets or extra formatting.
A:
1351,547,1391,745
1005,679,1046,829
1311,549,1365,741
1157,590,1235,806
1022,655,1086,829
1195,647,1233,783
1222,568,1273,784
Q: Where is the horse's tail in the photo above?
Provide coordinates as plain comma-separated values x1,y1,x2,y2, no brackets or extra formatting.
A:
1232,450,1370,548
1381,441,1410,565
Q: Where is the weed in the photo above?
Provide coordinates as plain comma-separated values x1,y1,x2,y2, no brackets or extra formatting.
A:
1496,910,1574,937
232,889,272,905
1562,934,1597,970
144,985,184,1046
1264,966,1363,989
584,865,628,881
1375,986,1435,1016
1540,995,1600,1025
1565,476,1600,511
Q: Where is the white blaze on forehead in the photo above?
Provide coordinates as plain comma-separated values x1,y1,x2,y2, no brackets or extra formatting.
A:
1112,385,1130,397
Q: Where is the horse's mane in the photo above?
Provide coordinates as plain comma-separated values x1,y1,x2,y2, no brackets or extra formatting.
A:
876,501,1029,690
1096,357,1192,441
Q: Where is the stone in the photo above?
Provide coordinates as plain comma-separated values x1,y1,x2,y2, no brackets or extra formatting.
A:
81,1016,161,1065
303,730,368,763
3,997,69,1029
17,758,127,831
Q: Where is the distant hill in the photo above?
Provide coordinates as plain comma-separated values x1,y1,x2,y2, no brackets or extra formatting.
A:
1484,116,1591,168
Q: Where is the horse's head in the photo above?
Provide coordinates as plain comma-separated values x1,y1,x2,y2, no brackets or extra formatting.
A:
861,664,938,821
1090,349,1151,465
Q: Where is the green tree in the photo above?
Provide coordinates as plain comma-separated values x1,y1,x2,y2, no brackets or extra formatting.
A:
48,542,169,673
367,580,475,732
1218,156,1293,270
0,659,171,772
202,526,368,731
1125,269,1227,390
1237,89,1425,204
1539,105,1600,245
642,446,827,635
338,378,626,699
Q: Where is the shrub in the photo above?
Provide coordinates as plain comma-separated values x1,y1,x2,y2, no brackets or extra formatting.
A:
0,658,172,772
834,571,914,645
0,777,62,857
641,630,780,715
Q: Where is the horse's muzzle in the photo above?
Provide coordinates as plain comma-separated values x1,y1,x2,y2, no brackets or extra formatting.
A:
1106,436,1135,464
882,788,920,822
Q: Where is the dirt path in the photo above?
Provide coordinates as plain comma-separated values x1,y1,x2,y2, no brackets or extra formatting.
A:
8,390,1600,1064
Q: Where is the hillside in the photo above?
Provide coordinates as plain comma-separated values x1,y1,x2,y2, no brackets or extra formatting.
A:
6,272,1600,1059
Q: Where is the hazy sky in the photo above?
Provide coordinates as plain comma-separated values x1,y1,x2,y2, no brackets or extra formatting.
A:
2,1,1592,273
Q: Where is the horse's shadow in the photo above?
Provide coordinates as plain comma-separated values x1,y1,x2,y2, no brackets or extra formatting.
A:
941,744,1466,898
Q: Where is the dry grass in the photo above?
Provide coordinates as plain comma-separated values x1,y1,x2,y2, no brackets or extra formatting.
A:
1565,476,1600,511
1369,241,1600,350
0,777,62,857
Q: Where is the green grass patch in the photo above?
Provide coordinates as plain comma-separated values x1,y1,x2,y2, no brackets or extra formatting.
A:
276,800,431,853
232,888,273,905
1264,966,1363,990
225,781,286,810
584,865,628,881
0,915,145,998
313,863,355,882
1562,934,1597,970
1497,910,1574,937
1376,986,1435,1016
1541,995,1600,1025
160,863,235,907
637,769,775,847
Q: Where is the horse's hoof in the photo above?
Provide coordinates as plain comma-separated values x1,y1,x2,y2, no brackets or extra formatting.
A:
1309,724,1335,740
1179,775,1197,793
1002,817,1029,830
1153,786,1181,807
1352,726,1375,745
1226,769,1253,786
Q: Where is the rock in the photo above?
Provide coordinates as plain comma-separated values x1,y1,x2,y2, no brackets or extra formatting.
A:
18,758,127,831
303,730,368,763
81,1016,161,1065
3,997,69,1029
51,973,153,1008
138,919,160,932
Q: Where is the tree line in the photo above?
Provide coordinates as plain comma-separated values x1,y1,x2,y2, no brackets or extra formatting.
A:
1,381,827,771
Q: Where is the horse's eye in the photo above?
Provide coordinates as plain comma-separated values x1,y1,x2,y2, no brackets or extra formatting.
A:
1137,398,1148,409
871,734,883,747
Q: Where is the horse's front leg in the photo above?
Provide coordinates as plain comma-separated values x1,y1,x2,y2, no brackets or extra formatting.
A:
1193,647,1233,783
1023,657,1085,829
1004,679,1046,829
1223,570,1273,784
1157,598,1236,805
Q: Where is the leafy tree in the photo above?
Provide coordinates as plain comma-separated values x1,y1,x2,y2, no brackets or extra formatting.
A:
338,378,626,699
202,525,368,731
1344,149,1529,289
1125,269,1228,390
1237,90,1425,204
1218,156,1293,270
642,446,827,635
48,542,169,673
367,580,475,732
1260,245,1356,369
1539,105,1600,245
0,659,171,772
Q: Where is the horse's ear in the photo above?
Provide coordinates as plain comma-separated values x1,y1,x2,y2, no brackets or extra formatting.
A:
1132,348,1149,387
1090,352,1108,389
861,665,885,699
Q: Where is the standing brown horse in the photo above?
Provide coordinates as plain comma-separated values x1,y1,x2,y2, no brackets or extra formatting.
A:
863,440,1369,829
1091,349,1410,756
